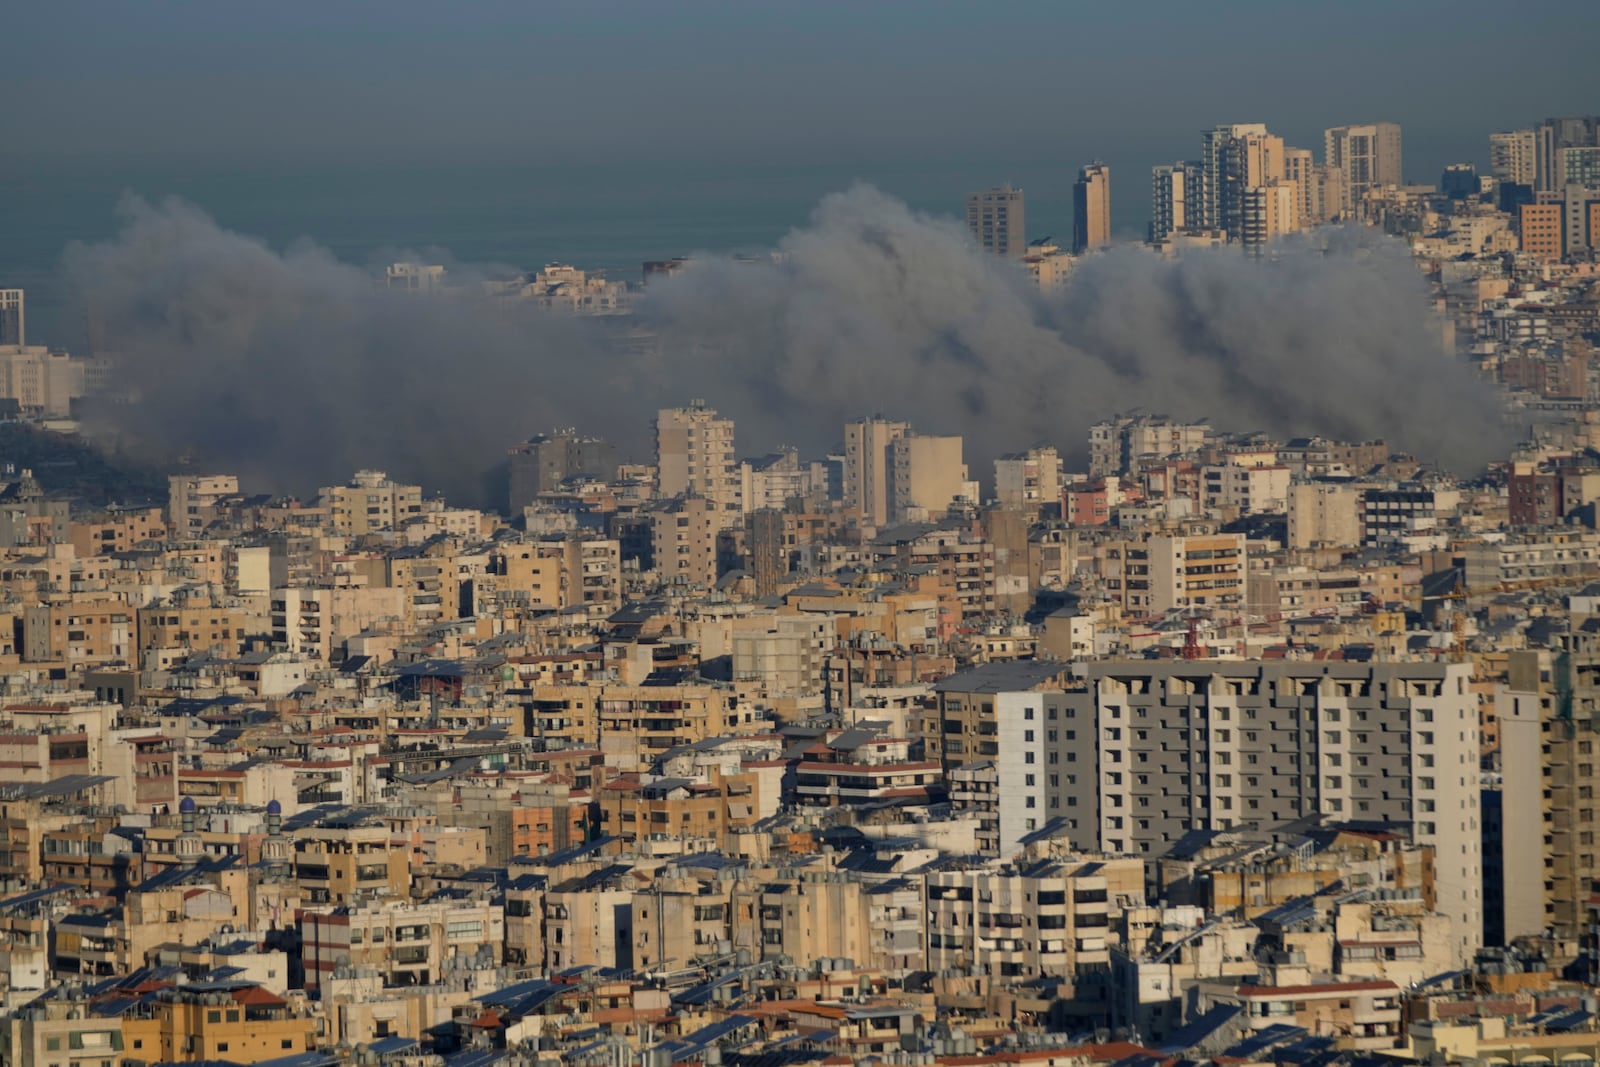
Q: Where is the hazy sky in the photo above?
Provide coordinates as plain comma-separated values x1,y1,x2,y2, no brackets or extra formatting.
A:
10,1,1599,176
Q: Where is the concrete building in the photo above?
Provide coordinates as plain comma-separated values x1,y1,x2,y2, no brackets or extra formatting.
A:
650,495,722,590
1201,123,1269,233
168,474,240,537
1361,487,1459,550
1325,122,1404,216
951,660,1482,960
1221,131,1286,239
1090,415,1210,477
1535,115,1600,194
843,417,908,528
967,185,1026,257
1490,129,1538,189
385,262,446,293
924,856,1144,980
1240,180,1300,250
301,897,503,989
889,433,969,523
0,345,86,418
319,470,424,535
655,401,740,513
1562,181,1600,257
1072,162,1112,253
994,447,1063,514
0,290,21,347
1283,147,1341,225
1146,532,1247,613
506,430,618,513
1149,162,1204,242
1287,482,1364,550
1520,201,1565,260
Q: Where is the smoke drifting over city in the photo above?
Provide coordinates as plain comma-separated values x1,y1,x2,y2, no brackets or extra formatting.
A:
69,188,1506,507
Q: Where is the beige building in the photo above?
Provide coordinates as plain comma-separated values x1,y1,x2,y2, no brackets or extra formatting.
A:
0,345,86,418
994,447,1063,515
925,856,1144,981
1283,148,1341,225
1149,161,1204,242
22,598,135,668
967,185,1026,257
655,401,740,512
1490,128,1538,188
1146,532,1246,613
270,584,405,664
889,433,969,522
319,469,424,535
1201,123,1269,232
292,820,410,905
731,613,833,697
1287,482,1364,549
651,494,722,590
169,474,239,536
1241,179,1300,249
843,417,908,528
486,535,622,613
302,897,503,989
1325,122,1404,216
1072,162,1111,253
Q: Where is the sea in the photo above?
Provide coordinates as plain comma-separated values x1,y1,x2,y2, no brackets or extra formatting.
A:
0,153,1124,348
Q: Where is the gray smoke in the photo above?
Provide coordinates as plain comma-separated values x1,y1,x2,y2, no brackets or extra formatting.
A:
68,187,1506,509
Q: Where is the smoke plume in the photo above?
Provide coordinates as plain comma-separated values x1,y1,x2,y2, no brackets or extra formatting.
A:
67,187,1506,508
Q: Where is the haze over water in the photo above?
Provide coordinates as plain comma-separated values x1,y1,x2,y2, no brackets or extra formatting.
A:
7,0,1596,343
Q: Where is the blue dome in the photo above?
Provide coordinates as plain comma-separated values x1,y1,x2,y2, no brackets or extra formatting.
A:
266,799,282,816
179,797,197,814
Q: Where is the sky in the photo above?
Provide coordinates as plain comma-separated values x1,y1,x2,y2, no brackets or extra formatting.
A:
9,1,1598,175
4,0,1599,347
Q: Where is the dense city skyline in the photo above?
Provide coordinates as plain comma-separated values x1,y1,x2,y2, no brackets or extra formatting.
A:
7,7,1600,1067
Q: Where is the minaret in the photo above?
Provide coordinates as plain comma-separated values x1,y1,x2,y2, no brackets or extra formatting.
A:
262,799,291,873
175,796,203,865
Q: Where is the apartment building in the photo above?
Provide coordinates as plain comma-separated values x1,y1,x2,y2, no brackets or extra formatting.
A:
655,402,740,513
1149,162,1205,242
888,433,969,523
1072,163,1111,253
960,661,1481,960
1325,122,1404,215
967,185,1026,257
319,470,425,535
168,474,239,537
1146,533,1246,614
650,494,723,590
994,447,1063,515
925,856,1143,981
301,897,504,989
